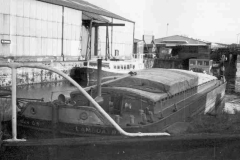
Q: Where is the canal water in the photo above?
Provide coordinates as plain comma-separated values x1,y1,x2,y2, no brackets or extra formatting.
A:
16,81,95,102
16,63,240,101
17,81,96,102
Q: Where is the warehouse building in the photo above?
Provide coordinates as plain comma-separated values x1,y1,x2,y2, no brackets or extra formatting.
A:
0,0,135,86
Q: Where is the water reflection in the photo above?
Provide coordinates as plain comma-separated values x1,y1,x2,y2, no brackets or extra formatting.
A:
16,81,96,102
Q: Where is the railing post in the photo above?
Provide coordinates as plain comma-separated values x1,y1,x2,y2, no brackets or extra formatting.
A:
4,66,25,142
11,67,17,140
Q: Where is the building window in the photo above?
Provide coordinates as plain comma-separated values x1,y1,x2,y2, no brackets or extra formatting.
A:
115,50,119,56
204,61,209,66
189,60,196,65
197,60,203,65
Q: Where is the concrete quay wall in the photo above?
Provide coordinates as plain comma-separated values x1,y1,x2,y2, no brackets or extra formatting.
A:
0,60,84,87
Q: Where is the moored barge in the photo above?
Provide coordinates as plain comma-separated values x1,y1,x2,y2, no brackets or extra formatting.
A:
15,68,226,137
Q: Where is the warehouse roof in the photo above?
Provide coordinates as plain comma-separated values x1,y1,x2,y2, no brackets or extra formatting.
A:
82,11,109,23
38,0,134,23
155,35,211,46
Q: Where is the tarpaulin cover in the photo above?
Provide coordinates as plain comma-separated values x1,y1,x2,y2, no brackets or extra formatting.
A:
102,68,216,95
102,87,168,102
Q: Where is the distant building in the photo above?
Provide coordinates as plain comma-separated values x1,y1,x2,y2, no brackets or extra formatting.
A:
155,35,211,60
211,43,229,50
133,39,144,54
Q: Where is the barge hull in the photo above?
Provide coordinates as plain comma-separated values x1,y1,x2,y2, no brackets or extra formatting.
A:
14,82,226,138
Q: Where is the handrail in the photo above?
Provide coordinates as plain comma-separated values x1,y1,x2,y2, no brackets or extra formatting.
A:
0,63,170,139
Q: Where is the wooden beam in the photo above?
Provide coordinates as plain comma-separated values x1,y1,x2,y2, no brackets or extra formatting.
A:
93,23,125,27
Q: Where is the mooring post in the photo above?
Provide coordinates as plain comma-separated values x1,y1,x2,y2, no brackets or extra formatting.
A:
94,59,103,104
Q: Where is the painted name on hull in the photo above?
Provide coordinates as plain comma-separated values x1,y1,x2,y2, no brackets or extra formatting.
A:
18,117,119,136
73,126,118,135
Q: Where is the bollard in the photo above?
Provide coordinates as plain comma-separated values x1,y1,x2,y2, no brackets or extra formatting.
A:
173,104,177,112
140,113,147,125
139,109,144,115
115,115,121,124
159,112,164,119
145,107,150,115
148,111,154,123
130,115,135,125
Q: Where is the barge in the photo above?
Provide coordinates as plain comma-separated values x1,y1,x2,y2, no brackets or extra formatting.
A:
13,67,226,137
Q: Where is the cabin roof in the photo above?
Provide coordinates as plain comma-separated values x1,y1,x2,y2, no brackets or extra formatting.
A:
102,87,168,102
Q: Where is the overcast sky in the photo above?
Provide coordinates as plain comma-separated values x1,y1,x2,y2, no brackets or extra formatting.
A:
86,0,240,44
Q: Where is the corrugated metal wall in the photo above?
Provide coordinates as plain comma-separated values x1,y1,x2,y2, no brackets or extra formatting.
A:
81,25,96,58
112,19,134,59
98,17,134,59
0,0,82,58
63,7,82,57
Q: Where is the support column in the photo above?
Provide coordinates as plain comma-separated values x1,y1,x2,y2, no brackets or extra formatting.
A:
85,20,93,61
105,24,110,60
11,67,17,140
94,26,99,56
89,20,93,60
4,67,25,142
94,59,103,104
111,18,113,56
97,59,102,97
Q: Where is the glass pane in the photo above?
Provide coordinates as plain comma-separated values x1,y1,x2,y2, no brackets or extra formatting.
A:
204,61,209,66
197,61,203,65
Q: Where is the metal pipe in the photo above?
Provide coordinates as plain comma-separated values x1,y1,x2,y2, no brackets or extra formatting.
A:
97,59,102,97
70,74,132,94
0,63,170,137
11,67,17,140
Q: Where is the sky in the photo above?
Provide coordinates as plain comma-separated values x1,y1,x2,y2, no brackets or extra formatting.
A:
86,0,240,44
